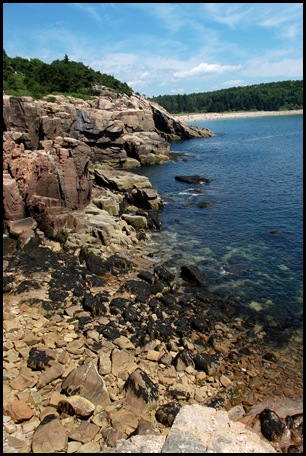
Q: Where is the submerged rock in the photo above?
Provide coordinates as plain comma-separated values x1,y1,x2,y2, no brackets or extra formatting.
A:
180,264,207,285
175,175,210,184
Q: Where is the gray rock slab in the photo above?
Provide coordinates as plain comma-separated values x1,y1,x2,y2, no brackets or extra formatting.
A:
100,435,166,453
161,404,276,453
99,404,277,453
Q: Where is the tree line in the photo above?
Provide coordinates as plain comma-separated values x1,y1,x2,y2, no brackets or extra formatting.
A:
3,50,134,99
149,80,303,114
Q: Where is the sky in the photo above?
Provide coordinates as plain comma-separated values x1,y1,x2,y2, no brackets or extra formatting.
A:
3,3,303,97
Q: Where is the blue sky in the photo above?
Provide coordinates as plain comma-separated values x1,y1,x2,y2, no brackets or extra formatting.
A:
3,3,303,97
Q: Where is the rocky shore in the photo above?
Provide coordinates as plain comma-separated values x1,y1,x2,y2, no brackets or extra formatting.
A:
3,215,303,453
3,91,303,453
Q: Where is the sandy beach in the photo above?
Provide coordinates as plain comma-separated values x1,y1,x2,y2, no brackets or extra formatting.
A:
175,109,303,122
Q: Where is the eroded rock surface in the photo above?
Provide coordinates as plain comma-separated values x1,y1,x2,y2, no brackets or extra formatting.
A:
3,90,211,245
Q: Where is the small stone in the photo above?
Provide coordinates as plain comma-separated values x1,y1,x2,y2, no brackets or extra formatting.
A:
66,338,85,354
3,339,14,350
23,333,41,346
29,388,42,406
22,416,40,433
16,390,30,402
113,335,135,349
36,362,65,388
98,351,112,375
39,407,59,421
4,350,20,363
6,435,28,451
3,320,20,332
33,317,48,328
109,406,140,436
146,350,161,362
91,410,109,427
76,441,101,453
49,391,67,407
4,421,16,434
58,395,96,417
69,421,100,443
67,441,83,453
4,400,34,423
220,374,232,388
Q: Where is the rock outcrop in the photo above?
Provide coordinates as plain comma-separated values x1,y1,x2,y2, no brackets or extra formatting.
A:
3,89,212,168
3,90,212,245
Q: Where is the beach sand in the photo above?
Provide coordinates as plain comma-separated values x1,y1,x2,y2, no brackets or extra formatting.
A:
175,109,303,122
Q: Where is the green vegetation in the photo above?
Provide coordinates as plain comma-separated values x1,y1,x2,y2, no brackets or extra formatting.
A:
3,49,134,99
149,80,303,114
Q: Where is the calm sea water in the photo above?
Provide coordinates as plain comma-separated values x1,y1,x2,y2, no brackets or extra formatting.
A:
133,114,303,333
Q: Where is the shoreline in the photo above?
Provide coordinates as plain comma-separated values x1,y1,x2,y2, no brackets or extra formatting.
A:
3,229,303,453
175,109,303,122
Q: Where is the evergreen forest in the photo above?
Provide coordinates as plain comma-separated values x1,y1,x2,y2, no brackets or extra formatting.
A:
3,50,303,113
149,80,303,114
3,50,133,99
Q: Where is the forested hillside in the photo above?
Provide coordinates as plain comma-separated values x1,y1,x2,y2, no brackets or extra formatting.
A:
150,80,303,114
3,50,133,99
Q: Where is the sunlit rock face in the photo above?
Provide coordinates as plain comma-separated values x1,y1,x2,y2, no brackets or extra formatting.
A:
3,90,212,242
3,89,212,169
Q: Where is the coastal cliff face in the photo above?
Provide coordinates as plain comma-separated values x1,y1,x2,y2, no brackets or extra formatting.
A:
3,88,211,166
3,89,212,242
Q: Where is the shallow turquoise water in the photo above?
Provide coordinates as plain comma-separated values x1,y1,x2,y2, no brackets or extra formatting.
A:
133,115,303,331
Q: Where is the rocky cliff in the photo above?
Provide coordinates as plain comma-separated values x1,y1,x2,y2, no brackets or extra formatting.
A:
3,89,212,244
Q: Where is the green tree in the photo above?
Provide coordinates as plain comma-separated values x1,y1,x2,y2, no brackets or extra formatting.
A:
3,51,134,98
149,80,303,113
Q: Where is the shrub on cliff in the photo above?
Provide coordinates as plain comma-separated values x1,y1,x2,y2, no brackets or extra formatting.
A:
3,50,133,99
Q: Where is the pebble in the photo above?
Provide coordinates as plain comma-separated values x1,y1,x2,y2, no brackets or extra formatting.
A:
3,235,303,454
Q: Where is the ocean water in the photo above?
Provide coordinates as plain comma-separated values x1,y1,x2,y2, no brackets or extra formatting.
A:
132,114,303,336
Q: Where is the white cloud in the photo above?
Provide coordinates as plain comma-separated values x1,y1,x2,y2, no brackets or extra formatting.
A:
126,79,146,89
140,71,151,79
170,87,185,94
222,79,245,87
173,62,243,79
